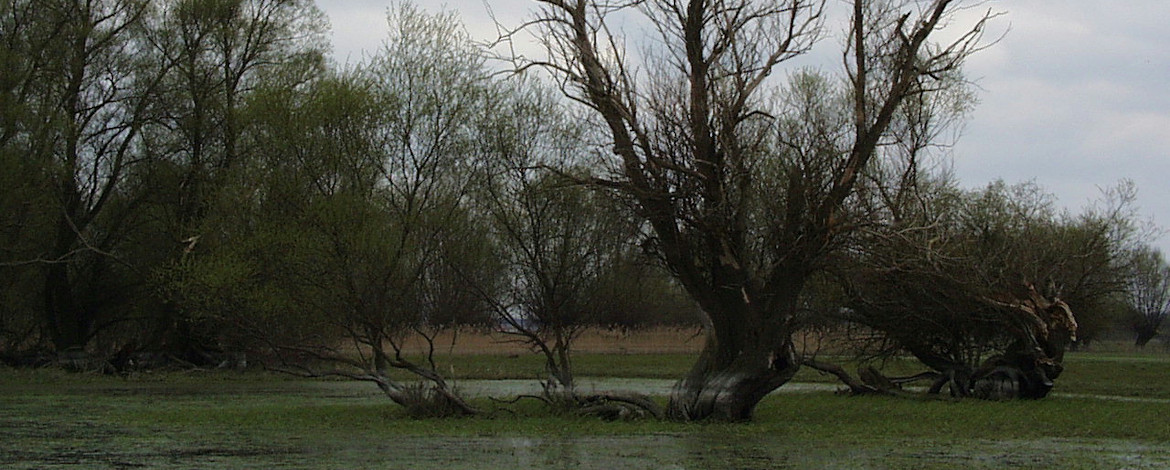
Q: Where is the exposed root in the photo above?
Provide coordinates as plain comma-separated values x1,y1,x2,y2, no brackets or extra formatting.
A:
858,367,954,401
886,371,943,386
266,363,479,417
490,381,664,421
801,358,958,401
489,394,551,405
801,357,879,395
858,366,899,392
577,393,664,420
387,382,480,418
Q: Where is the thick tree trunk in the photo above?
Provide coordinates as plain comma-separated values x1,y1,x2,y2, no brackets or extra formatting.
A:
667,330,799,421
803,359,881,395
664,263,808,421
1134,328,1158,348
44,262,90,352
970,360,1057,400
44,215,92,352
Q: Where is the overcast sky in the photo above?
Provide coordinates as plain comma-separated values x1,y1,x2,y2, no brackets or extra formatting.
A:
316,0,1170,251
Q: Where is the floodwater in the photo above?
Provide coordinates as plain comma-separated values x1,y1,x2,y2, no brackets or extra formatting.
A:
8,433,1162,469
326,435,1170,470
4,377,1170,469
6,419,1164,470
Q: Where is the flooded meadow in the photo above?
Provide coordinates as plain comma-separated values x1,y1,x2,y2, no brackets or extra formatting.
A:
3,371,1169,469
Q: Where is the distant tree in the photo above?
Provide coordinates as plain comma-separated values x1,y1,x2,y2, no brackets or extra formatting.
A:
469,81,623,390
588,253,705,331
0,0,173,353
137,0,328,361
1125,247,1170,347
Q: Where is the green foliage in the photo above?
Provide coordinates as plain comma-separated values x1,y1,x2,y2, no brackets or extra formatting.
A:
160,2,505,393
0,0,333,356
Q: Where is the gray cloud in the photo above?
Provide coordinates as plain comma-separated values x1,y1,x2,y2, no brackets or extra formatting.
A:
954,1,1170,246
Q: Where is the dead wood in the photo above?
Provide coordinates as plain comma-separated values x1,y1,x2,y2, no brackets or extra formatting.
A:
801,357,879,395
578,393,665,420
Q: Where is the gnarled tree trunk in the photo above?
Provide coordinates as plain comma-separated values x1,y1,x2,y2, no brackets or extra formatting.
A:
669,335,799,421
667,282,805,421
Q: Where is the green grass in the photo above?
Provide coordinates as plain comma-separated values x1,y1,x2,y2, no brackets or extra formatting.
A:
1058,352,1170,398
3,353,1170,469
98,390,1170,441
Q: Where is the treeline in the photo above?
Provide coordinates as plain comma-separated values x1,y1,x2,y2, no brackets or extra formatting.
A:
1,0,1167,417
0,0,698,365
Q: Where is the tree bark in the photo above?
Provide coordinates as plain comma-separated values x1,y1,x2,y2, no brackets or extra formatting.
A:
668,336,799,421
1134,328,1158,348
802,359,880,395
43,211,91,352
666,285,804,421
44,262,89,351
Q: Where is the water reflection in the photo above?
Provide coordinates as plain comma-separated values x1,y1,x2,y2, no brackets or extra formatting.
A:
363,434,1164,469
680,433,889,469
370,434,864,469
684,434,781,469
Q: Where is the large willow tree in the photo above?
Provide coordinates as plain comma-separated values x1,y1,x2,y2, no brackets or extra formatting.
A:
517,0,996,420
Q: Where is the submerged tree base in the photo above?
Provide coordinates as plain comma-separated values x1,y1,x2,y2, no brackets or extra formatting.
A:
667,345,801,422
497,380,665,421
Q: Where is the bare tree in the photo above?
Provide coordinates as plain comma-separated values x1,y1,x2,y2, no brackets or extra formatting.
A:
470,82,626,394
512,0,996,420
1127,247,1170,347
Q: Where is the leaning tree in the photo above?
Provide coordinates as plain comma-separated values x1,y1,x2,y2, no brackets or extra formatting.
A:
513,0,996,420
835,180,1142,399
